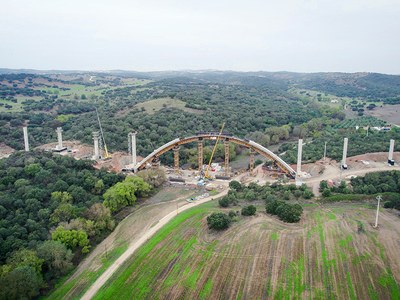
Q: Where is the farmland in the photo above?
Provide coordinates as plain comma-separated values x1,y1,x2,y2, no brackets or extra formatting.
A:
93,200,400,299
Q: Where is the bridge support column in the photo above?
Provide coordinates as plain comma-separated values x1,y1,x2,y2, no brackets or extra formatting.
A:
151,157,160,168
249,148,255,176
297,139,303,176
23,126,29,152
388,139,395,165
197,139,203,172
341,138,348,169
224,140,230,176
173,146,180,173
93,132,100,160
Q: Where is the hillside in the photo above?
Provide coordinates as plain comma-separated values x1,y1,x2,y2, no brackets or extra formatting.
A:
93,200,400,299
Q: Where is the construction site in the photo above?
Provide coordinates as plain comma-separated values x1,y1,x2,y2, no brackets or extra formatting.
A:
14,117,400,195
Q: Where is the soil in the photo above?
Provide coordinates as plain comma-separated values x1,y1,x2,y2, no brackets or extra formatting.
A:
0,143,15,159
365,104,400,125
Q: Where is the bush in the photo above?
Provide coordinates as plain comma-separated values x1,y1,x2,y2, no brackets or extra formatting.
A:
229,180,242,191
207,212,231,230
322,188,332,197
218,197,230,208
241,205,256,216
228,210,237,218
266,200,303,223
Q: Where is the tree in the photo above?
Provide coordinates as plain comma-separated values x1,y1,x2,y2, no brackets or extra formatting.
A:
50,203,77,224
51,191,73,204
0,266,43,300
218,197,230,208
6,249,44,275
37,240,73,278
93,179,105,195
244,190,256,201
229,180,242,191
207,212,231,230
322,188,331,197
137,169,166,188
51,226,90,254
84,203,115,232
103,176,151,212
303,189,314,199
319,180,328,192
293,190,303,199
24,163,41,177
241,205,256,216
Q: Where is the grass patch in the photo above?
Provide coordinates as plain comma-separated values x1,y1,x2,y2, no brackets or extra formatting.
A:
93,202,214,299
135,97,204,115
45,243,128,300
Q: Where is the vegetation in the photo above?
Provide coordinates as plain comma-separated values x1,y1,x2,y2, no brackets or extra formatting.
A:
92,199,400,299
206,212,231,230
281,127,400,164
0,151,161,298
319,171,400,210
265,200,303,223
241,205,256,216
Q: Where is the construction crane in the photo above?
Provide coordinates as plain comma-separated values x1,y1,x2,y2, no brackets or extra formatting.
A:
95,107,111,159
204,122,225,179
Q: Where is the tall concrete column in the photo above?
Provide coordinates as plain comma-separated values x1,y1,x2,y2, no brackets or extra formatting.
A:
173,146,180,173
93,132,100,160
388,139,395,165
129,131,137,165
56,127,63,150
249,148,255,176
23,126,29,152
197,139,203,172
342,138,348,168
224,139,230,176
296,139,303,175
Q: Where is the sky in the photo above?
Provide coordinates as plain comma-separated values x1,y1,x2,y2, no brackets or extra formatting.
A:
0,0,399,74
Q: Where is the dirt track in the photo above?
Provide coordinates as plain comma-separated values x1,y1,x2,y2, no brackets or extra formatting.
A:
81,188,230,300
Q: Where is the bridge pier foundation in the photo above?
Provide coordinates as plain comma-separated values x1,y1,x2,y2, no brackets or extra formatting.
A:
249,148,255,176
173,146,180,173
151,158,160,168
197,139,203,172
224,139,230,176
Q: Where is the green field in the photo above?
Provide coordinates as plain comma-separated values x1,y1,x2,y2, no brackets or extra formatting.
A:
134,97,205,115
92,201,400,299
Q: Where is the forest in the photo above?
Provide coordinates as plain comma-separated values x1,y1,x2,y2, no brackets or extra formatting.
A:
0,151,160,299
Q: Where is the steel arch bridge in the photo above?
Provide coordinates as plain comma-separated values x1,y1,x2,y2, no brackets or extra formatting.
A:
134,133,296,178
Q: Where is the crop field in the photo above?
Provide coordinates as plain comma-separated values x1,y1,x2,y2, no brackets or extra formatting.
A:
93,201,400,299
365,104,400,125
334,116,387,129
134,97,205,115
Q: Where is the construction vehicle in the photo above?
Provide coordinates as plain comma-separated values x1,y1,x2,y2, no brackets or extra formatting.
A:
204,122,225,179
95,107,111,159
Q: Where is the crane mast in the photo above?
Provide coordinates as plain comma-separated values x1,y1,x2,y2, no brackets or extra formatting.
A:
205,122,225,178
95,107,111,159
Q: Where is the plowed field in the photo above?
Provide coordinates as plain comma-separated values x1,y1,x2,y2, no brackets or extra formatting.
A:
94,201,400,299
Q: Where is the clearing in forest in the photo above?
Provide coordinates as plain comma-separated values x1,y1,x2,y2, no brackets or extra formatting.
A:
134,97,204,115
93,201,400,300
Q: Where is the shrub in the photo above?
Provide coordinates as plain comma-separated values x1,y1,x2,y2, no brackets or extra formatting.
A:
229,180,242,191
228,210,237,218
218,197,230,208
207,212,231,230
266,200,303,223
241,205,256,216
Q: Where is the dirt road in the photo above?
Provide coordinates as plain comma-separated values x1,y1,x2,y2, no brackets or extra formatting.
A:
302,163,400,196
81,188,229,300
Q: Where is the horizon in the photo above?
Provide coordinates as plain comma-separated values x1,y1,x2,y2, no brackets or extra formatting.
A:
1,67,399,76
